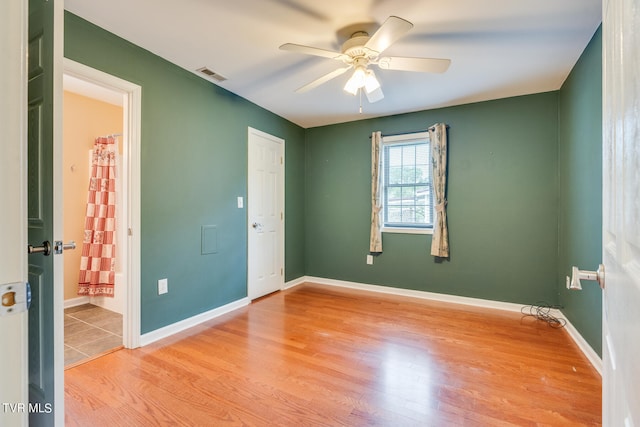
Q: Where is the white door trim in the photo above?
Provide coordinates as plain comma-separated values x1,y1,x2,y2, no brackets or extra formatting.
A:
0,0,28,425
53,1,64,424
62,58,142,349
247,127,285,300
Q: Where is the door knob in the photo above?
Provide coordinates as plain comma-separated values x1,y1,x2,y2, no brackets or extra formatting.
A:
567,264,605,290
28,241,51,256
252,222,262,230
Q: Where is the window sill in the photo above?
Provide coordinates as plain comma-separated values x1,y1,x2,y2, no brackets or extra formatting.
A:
382,227,433,235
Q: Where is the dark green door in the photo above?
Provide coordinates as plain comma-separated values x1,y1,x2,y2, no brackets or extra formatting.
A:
27,0,56,424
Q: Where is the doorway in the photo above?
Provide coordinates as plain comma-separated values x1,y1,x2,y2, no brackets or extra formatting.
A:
62,59,142,365
62,75,125,366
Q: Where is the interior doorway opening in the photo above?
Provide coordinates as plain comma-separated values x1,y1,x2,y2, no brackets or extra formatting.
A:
62,59,142,367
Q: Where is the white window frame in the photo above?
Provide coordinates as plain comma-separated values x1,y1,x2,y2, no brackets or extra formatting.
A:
381,131,434,235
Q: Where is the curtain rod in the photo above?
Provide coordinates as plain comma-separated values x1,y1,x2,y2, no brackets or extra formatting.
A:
369,125,449,139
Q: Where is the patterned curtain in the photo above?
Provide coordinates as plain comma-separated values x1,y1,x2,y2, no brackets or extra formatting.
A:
429,123,449,258
78,136,117,297
370,131,383,253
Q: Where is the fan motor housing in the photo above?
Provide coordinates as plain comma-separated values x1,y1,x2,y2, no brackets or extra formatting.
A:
342,35,372,58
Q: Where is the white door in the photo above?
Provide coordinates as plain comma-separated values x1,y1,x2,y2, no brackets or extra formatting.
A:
0,0,29,425
247,128,284,300
602,0,640,424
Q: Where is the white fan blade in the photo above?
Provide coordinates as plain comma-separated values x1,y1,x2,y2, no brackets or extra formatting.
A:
365,86,384,103
296,66,351,93
364,16,413,55
378,56,451,73
280,43,350,61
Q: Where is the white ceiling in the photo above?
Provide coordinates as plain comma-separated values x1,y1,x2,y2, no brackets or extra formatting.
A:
64,0,601,128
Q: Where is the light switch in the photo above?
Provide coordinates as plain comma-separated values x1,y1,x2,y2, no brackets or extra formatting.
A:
237,197,244,208
158,278,168,295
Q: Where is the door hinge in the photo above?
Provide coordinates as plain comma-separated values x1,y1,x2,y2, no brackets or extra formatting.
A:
280,268,283,276
128,228,133,236
280,156,283,164
281,212,283,220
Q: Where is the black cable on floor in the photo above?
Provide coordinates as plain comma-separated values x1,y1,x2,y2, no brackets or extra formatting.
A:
521,302,566,329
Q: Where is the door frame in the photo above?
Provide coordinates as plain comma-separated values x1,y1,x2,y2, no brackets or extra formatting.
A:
62,58,142,350
0,0,29,424
247,127,285,300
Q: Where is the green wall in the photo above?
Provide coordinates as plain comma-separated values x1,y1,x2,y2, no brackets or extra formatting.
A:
305,92,560,304
558,27,602,356
65,12,602,356
64,12,306,334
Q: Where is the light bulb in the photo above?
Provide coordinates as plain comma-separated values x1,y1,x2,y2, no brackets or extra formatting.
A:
364,70,380,93
351,67,366,87
344,66,367,95
344,78,359,95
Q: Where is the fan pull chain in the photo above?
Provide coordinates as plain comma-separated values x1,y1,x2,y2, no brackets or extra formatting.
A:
359,88,363,114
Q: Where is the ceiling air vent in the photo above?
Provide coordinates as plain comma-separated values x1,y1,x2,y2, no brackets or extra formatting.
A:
196,67,227,82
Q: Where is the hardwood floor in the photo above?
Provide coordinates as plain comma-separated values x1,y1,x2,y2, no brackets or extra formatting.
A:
65,283,601,426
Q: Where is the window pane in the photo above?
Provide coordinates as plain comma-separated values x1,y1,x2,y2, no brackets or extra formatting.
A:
416,144,429,164
401,207,415,223
402,145,416,165
388,166,402,184
388,146,402,167
416,185,429,204
402,166,417,184
416,165,429,184
387,186,402,205
401,186,415,203
381,136,433,228
387,207,402,223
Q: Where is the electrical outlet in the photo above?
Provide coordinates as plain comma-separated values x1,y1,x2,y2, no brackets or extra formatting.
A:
237,196,244,208
366,255,374,265
158,278,168,295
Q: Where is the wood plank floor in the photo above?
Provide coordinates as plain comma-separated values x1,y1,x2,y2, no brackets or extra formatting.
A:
65,283,601,426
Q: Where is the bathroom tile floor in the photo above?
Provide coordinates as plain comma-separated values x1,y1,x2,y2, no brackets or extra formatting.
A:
64,304,122,367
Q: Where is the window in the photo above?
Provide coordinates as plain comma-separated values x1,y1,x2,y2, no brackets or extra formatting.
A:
381,132,434,234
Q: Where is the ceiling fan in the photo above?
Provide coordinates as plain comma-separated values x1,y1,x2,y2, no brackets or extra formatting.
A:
280,16,451,104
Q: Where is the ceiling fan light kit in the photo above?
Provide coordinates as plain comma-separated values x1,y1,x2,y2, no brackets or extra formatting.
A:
344,65,367,95
280,15,451,107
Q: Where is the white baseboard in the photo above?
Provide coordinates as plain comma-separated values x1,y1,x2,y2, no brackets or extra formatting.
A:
283,276,306,290
289,275,602,374
140,297,250,347
64,296,90,309
553,309,603,375
303,275,525,312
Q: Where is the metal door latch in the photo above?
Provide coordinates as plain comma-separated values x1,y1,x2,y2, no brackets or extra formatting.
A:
54,240,76,254
0,282,31,316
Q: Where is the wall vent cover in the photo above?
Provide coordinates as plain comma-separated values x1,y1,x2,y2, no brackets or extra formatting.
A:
196,67,227,82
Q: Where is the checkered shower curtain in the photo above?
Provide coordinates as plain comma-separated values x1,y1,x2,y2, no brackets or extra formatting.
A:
78,136,117,297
